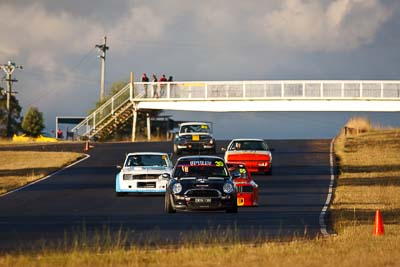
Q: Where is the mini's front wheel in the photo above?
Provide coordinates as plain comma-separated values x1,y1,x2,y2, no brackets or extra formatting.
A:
165,192,176,213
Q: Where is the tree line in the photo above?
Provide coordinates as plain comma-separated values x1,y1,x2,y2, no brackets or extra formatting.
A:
0,86,44,138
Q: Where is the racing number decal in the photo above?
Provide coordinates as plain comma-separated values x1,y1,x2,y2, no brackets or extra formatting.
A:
215,161,224,167
239,168,247,174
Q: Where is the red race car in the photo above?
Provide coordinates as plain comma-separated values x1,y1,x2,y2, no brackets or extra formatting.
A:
227,162,259,207
223,139,273,174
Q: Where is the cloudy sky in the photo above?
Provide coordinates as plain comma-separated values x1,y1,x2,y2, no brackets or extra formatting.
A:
1,0,400,132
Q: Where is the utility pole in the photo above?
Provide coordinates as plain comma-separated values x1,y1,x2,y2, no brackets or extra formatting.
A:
1,61,22,137
95,36,109,101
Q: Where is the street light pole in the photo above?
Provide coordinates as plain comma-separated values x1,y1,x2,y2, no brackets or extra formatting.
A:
96,36,109,101
0,61,22,137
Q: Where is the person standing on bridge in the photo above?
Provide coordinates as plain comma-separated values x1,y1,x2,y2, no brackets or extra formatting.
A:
141,73,149,98
152,74,159,98
168,76,175,97
159,74,167,98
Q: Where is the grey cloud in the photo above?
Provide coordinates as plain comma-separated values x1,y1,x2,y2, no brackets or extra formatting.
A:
8,0,132,22
259,0,393,51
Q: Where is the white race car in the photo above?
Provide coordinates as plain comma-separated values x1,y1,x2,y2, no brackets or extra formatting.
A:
116,152,173,195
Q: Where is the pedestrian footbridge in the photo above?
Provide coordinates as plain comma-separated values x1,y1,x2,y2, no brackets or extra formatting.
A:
71,78,400,140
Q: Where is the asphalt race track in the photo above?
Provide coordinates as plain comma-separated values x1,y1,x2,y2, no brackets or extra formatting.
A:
0,140,334,250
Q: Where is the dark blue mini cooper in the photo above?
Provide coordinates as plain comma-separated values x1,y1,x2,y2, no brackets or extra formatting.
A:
164,156,237,213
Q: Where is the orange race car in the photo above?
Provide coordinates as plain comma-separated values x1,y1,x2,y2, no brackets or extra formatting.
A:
227,162,259,207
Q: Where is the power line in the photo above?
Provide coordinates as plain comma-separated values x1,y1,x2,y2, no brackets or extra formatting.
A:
71,46,97,70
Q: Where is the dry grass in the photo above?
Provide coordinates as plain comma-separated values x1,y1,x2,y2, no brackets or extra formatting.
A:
0,151,85,194
0,138,13,145
344,116,372,133
332,128,400,231
1,225,400,267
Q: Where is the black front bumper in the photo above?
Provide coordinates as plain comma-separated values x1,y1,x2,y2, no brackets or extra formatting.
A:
177,142,216,153
170,194,236,211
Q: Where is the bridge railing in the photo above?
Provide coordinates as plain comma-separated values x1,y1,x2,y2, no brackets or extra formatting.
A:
71,83,131,138
72,80,400,139
134,80,400,100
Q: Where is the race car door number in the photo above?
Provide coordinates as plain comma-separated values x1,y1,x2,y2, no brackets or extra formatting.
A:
192,135,200,141
195,198,211,203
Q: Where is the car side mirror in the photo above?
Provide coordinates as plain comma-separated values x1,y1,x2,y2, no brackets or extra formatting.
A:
116,165,122,169
162,173,171,179
232,172,241,179
221,147,226,152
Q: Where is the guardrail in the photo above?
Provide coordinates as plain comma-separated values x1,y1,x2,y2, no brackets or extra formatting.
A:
72,80,400,138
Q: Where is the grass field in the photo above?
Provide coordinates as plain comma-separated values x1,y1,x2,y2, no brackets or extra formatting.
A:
332,129,400,231
0,151,85,195
1,123,399,266
0,225,399,267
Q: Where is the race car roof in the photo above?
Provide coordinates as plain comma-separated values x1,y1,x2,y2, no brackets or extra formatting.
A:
176,155,224,161
179,122,211,127
229,138,265,142
126,152,169,157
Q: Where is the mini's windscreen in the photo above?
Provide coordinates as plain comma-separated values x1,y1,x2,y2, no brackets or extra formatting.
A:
174,159,229,178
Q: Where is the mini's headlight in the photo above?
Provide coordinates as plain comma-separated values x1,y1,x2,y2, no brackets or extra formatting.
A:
172,183,182,194
223,182,234,194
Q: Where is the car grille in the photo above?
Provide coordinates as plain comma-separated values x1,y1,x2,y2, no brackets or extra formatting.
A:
236,186,253,193
185,189,220,198
137,182,156,188
123,174,160,180
186,143,204,149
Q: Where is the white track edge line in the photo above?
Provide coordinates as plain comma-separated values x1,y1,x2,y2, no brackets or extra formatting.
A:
0,154,91,198
319,138,336,237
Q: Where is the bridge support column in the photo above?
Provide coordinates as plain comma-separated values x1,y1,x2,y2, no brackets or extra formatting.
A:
131,109,137,142
147,113,151,141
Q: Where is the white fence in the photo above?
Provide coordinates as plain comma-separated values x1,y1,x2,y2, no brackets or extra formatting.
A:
135,80,400,100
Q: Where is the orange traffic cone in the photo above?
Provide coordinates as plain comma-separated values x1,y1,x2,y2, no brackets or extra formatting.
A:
84,140,89,151
373,209,384,236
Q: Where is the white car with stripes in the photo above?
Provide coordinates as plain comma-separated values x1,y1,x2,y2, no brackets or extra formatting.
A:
116,152,173,195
